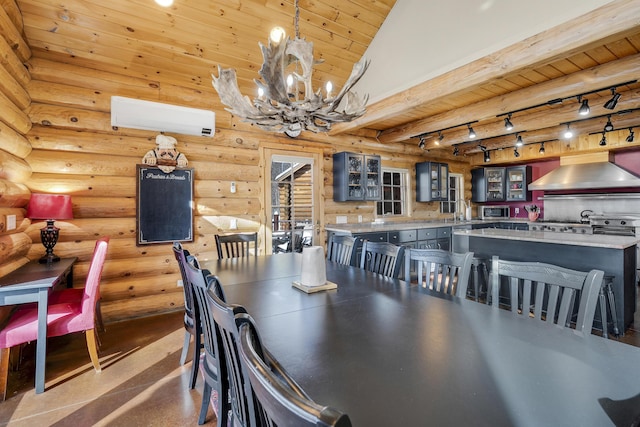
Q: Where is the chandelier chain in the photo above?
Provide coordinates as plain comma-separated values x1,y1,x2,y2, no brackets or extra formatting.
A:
294,0,300,39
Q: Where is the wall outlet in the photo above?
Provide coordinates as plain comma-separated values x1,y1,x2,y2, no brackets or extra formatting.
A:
230,218,238,229
514,207,520,215
6,215,16,231
177,279,183,287
230,181,236,193
358,215,363,223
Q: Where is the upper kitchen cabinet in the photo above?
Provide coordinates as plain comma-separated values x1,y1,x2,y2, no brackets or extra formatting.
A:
333,152,382,201
416,162,448,202
472,167,506,202
506,166,532,201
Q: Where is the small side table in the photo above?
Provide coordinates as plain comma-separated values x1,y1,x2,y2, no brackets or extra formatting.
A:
0,257,77,399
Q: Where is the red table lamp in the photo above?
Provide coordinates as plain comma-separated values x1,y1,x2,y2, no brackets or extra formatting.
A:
26,194,73,264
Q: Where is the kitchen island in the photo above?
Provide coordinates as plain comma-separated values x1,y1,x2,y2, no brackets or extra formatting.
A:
453,228,638,334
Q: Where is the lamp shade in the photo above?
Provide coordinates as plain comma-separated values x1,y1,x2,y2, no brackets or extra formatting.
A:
26,194,73,220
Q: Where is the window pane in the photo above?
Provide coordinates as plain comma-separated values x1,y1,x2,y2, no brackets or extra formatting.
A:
383,172,391,185
392,173,400,186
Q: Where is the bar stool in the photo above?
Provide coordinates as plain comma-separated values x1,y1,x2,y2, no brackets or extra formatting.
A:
468,257,490,303
598,275,619,338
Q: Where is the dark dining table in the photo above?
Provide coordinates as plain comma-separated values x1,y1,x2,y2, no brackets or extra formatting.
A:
202,253,640,427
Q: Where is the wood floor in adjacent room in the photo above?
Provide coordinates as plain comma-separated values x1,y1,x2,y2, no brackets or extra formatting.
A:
1,289,639,427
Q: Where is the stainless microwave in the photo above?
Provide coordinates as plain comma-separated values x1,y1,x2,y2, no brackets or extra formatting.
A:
481,205,510,219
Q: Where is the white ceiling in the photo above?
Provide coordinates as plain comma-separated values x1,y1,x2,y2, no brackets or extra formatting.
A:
356,0,614,104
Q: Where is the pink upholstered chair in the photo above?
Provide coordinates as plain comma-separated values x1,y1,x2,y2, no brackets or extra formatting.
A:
0,237,109,396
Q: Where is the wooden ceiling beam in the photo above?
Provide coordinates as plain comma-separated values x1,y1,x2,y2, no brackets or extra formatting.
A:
329,0,640,136
381,53,640,144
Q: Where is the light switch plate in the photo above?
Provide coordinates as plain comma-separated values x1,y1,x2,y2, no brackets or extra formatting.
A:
336,215,347,224
6,215,16,231
230,181,236,193
230,218,238,229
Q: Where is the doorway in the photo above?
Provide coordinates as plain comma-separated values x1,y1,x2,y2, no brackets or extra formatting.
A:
262,147,323,255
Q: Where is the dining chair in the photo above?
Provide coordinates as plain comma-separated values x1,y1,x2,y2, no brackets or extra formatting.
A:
359,240,404,279
326,234,356,266
206,280,258,427
237,314,352,427
183,257,227,426
215,232,258,259
172,241,202,390
488,255,604,332
0,237,109,396
404,248,473,297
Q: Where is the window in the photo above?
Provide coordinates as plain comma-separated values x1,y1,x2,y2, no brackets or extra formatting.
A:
377,168,408,217
441,173,464,215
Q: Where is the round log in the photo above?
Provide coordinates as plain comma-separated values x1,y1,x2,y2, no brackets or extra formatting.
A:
0,180,29,208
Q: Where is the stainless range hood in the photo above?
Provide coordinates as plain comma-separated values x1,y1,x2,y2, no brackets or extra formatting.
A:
529,152,640,191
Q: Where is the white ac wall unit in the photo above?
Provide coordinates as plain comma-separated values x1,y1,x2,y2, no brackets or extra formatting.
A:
111,96,215,137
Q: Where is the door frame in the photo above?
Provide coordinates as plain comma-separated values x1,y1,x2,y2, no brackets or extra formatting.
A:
261,144,325,255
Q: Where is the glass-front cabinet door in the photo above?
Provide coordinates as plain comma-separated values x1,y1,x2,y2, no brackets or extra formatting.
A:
333,152,381,201
364,156,381,200
485,167,506,201
506,166,532,201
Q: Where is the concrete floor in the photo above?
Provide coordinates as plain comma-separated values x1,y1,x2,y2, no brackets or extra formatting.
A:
1,288,639,426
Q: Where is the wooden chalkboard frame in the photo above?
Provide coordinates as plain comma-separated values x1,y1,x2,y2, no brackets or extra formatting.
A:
136,165,194,245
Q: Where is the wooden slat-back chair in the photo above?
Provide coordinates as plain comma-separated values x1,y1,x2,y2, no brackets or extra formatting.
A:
215,232,258,259
489,255,604,332
359,240,404,279
326,234,357,266
237,315,352,427
404,248,473,297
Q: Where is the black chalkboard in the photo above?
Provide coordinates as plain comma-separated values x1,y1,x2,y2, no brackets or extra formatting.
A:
136,165,194,245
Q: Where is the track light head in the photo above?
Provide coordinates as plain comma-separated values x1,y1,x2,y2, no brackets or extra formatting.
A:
483,150,490,163
452,145,459,156
504,114,514,131
513,147,520,158
604,115,614,132
467,124,476,139
436,131,444,145
539,142,545,154
418,137,426,149
515,134,523,147
478,144,487,152
626,128,635,143
578,96,590,116
599,133,607,146
563,124,573,139
604,88,621,110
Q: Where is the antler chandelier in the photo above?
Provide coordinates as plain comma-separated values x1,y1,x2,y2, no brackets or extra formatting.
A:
212,0,370,138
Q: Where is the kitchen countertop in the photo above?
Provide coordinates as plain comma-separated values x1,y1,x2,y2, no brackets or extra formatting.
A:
325,219,527,233
454,228,638,249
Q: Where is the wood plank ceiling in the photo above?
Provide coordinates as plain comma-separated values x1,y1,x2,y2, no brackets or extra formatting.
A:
14,0,640,158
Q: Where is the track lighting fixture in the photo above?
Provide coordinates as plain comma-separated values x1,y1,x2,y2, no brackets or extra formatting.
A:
515,134,523,147
539,142,545,154
627,128,635,143
483,150,490,163
563,124,573,139
513,147,520,158
436,131,444,145
418,137,426,150
604,88,621,110
578,96,590,116
478,144,487,152
467,124,477,139
599,132,607,146
504,114,514,131
452,145,459,156
604,115,614,132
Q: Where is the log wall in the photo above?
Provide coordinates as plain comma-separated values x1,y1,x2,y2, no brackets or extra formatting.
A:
0,4,466,323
